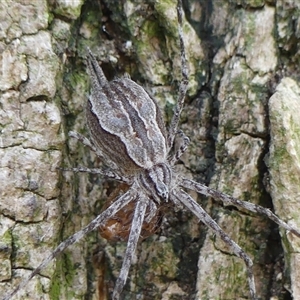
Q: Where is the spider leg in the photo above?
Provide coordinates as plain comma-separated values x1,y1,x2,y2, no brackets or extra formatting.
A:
167,0,189,149
144,199,158,223
180,178,300,238
68,131,128,182
69,131,103,157
86,48,108,87
112,196,148,300
3,188,136,300
169,130,190,166
60,166,130,183
171,188,257,300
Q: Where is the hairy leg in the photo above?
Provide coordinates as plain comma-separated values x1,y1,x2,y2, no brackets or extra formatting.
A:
171,188,257,300
180,178,300,238
68,131,129,181
61,166,130,183
3,188,136,300
112,196,148,300
69,131,103,157
167,0,189,149
169,130,190,166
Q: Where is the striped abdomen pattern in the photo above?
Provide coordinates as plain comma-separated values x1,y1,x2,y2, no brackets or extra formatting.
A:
87,59,168,175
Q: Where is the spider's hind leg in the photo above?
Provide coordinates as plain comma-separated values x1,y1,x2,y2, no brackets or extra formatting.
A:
69,131,101,156
67,131,130,182
59,166,129,182
167,0,189,149
3,189,136,300
169,130,190,166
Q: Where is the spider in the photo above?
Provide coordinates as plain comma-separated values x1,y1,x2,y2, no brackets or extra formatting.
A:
4,0,300,299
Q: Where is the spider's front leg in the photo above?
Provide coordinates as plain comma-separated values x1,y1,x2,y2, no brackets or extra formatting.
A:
171,188,257,300
112,195,148,300
181,178,300,238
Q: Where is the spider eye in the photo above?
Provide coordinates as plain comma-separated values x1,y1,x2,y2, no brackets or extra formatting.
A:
156,182,169,200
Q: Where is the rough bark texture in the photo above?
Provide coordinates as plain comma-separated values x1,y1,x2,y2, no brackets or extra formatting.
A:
1,0,300,299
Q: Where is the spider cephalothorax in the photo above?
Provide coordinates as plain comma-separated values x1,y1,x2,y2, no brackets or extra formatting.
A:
4,1,300,300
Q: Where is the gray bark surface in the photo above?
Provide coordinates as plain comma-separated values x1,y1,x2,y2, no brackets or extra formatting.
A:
1,0,300,299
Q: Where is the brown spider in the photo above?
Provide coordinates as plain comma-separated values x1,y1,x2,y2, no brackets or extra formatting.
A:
4,1,300,300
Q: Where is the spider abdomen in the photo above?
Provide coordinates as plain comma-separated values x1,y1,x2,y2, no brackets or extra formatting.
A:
87,56,168,174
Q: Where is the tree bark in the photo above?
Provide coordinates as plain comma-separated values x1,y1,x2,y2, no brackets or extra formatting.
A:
1,0,300,299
